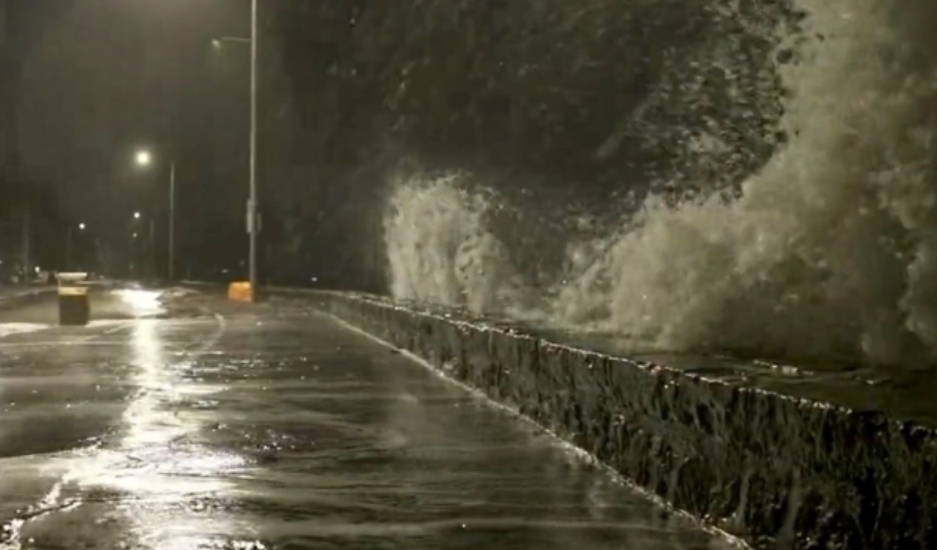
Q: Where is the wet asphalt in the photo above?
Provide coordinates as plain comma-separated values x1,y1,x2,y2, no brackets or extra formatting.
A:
0,288,739,549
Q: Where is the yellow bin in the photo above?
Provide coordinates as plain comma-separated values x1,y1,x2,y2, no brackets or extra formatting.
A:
228,281,253,302
57,272,90,326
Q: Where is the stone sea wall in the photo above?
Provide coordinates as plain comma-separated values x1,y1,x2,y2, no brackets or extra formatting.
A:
277,288,937,549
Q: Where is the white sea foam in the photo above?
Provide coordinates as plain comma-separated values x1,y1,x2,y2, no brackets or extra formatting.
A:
385,1,937,367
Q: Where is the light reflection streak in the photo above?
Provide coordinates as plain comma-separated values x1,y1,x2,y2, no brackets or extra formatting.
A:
108,319,246,547
53,306,246,547
113,289,166,318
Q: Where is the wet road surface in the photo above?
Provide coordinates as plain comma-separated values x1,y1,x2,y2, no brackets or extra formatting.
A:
0,288,738,549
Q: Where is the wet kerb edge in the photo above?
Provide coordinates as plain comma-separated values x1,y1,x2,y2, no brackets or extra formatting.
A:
275,289,937,550
0,288,56,311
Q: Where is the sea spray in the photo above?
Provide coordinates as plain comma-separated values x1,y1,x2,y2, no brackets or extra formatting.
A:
383,172,534,316
384,0,937,367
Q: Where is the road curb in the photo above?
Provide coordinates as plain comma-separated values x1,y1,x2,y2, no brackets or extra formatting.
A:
271,288,936,550
0,288,56,311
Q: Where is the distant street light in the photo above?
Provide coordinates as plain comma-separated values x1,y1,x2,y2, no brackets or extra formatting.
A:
65,223,87,270
135,150,151,167
132,150,177,281
212,36,250,48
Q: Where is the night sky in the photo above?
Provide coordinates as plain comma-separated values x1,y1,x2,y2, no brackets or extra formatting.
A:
4,0,253,276
1,0,790,288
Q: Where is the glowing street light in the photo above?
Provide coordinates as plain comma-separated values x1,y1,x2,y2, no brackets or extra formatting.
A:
213,36,250,47
66,223,87,269
131,149,177,280
135,150,152,167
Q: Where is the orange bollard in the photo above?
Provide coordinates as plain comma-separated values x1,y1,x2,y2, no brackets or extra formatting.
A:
227,281,253,302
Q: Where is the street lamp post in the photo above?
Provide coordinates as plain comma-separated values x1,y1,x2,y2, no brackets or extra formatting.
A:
130,213,142,279
134,151,176,281
65,222,85,270
169,161,176,281
215,0,259,298
249,0,259,298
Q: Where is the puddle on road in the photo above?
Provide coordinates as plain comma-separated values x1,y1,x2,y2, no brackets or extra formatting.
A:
0,299,744,550
5,372,741,549
113,290,167,319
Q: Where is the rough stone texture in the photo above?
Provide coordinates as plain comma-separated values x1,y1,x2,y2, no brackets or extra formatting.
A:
274,289,937,550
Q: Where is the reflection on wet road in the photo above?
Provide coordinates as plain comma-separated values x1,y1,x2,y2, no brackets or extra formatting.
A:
0,290,737,549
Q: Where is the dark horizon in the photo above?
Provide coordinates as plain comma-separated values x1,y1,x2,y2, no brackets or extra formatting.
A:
1,0,252,280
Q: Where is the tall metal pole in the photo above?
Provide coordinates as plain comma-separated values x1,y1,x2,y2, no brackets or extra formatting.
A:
149,219,155,281
21,208,29,283
94,238,102,276
65,226,72,270
168,161,176,281
248,0,259,299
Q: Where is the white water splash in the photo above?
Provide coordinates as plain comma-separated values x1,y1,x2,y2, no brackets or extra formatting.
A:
384,172,534,316
384,1,937,367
